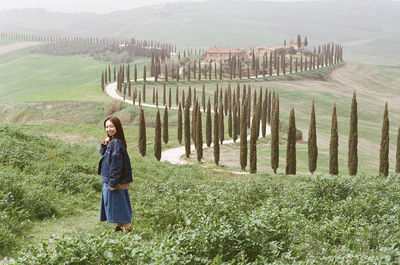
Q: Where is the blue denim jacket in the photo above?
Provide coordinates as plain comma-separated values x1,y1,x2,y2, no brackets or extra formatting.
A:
99,138,132,188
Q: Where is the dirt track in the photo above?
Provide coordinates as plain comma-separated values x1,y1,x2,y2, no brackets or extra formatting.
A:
0,41,40,56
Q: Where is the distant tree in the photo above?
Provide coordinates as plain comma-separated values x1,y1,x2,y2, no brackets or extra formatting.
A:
184,98,191,158
138,107,146,157
163,105,169,144
329,103,339,175
156,89,159,107
169,87,172,109
152,87,155,104
213,104,220,165
196,107,203,162
271,95,279,174
285,108,297,175
348,90,358,176
233,98,238,142
396,126,400,173
228,97,233,138
304,36,308,47
164,64,168,82
202,84,206,112
176,85,179,106
261,88,268,137
177,102,182,144
240,100,248,170
206,97,212,147
143,83,146,102
192,100,198,145
379,102,389,177
143,65,147,81
163,83,166,106
250,104,258,173
308,101,318,175
297,34,302,50
134,64,137,82
114,67,116,82
219,102,224,144
154,108,162,161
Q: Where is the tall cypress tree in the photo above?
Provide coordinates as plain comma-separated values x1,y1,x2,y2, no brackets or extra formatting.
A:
154,108,162,161
308,101,318,174
379,102,389,177
214,104,220,165
329,103,339,175
196,107,203,162
262,88,268,137
206,97,212,147
233,99,238,142
163,83,166,106
250,104,258,173
348,90,358,176
138,107,146,157
286,108,296,175
202,84,206,112
176,85,179,106
101,72,104,91
163,105,169,144
219,102,224,144
228,98,233,138
192,100,198,146
143,83,146,102
177,102,182,144
240,100,248,170
271,95,279,174
396,126,400,173
184,98,191,158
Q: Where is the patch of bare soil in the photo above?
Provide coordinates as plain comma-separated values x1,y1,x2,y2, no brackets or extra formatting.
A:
0,42,40,56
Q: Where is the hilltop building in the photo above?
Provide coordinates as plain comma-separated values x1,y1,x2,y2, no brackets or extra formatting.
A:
246,45,288,57
289,39,304,51
204,47,247,63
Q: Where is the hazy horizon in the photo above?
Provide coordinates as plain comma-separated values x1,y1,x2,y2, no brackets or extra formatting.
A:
0,0,377,14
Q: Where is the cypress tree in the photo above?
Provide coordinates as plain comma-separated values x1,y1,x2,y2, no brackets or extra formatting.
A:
329,103,339,175
348,90,358,176
169,87,172,109
156,89,159,107
105,68,108,83
163,83,166,106
134,64,137,82
196,107,203,161
163,105,169,144
184,98,191,158
228,98,233,138
192,100,198,146
206,97,212,147
152,87,155,104
219,102,224,144
143,83,146,102
202,84,206,112
396,126,400,173
271,95,279,174
379,102,389,177
261,88,268,137
233,99,238,142
154,108,162,161
176,85,179,106
214,105,220,165
285,108,296,175
182,89,185,110
143,65,146,81
308,101,318,174
250,104,258,173
114,66,116,82
240,100,248,170
138,107,146,157
177,102,182,144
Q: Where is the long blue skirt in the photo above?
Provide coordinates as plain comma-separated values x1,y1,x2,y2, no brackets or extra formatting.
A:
100,183,132,223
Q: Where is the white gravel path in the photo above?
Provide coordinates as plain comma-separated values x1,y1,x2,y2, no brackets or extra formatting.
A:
105,80,271,167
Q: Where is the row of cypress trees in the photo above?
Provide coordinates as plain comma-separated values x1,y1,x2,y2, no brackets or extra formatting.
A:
138,88,400,176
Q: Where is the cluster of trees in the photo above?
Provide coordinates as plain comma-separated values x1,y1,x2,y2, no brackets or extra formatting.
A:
133,84,399,177
1,32,175,64
100,41,343,84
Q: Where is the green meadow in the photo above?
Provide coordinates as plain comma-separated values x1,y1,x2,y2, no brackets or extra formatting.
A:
1,42,400,263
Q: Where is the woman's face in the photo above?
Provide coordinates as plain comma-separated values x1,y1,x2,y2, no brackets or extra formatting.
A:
105,120,117,138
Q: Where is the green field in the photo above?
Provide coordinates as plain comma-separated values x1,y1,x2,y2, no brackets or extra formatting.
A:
1,45,400,263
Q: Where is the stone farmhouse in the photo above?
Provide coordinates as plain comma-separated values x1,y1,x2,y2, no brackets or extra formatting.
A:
246,45,287,57
289,39,304,50
203,47,247,63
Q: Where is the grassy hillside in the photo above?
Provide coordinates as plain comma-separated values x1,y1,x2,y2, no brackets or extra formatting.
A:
1,0,400,65
2,127,400,263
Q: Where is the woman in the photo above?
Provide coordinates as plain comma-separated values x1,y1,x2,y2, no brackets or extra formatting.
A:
99,116,133,232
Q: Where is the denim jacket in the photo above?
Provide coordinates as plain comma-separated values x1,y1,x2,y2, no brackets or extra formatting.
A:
99,138,132,188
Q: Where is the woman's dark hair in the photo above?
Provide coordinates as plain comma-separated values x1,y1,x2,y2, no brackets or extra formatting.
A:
104,116,127,148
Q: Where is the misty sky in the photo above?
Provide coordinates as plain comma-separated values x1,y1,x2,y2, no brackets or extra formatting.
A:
0,0,338,14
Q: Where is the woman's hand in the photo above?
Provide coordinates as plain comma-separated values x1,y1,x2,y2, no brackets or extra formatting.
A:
109,187,116,192
104,137,111,145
